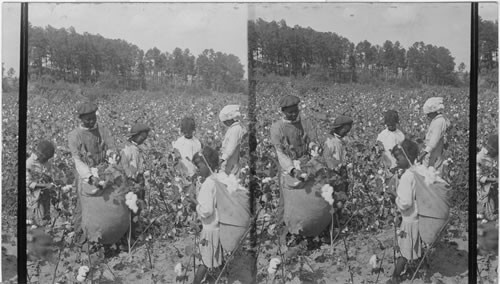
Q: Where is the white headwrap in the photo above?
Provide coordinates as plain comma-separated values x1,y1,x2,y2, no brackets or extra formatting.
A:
219,105,241,122
422,97,445,114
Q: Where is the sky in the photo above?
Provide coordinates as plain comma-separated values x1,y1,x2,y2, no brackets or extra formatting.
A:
2,2,248,77
249,2,499,71
2,2,499,76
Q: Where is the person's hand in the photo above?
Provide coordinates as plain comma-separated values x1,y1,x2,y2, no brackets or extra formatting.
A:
290,168,303,179
487,177,498,183
417,151,428,163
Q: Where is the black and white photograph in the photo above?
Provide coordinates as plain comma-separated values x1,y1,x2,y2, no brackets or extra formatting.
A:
249,3,476,283
3,3,251,283
476,3,499,284
1,1,499,284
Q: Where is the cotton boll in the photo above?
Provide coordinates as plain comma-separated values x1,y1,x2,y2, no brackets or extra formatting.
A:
369,254,379,269
269,258,281,271
76,275,86,282
174,263,185,276
267,267,277,275
125,192,139,213
78,266,90,276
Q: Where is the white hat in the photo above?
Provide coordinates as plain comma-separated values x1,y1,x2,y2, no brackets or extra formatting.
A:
219,105,241,122
422,97,444,114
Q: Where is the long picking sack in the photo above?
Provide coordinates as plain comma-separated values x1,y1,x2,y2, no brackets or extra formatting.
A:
282,174,331,237
411,166,452,244
213,174,251,252
80,165,130,245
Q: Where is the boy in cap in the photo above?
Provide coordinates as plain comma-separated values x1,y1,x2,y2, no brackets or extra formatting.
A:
477,134,498,221
270,95,319,221
27,140,56,226
417,97,450,175
172,116,202,177
120,123,150,201
68,101,116,245
324,115,353,170
323,115,353,207
219,105,247,176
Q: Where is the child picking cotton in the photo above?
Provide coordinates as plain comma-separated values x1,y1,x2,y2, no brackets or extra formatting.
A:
323,115,353,211
27,140,57,226
387,139,424,284
172,116,202,178
121,123,150,200
477,134,498,221
190,147,224,284
375,110,406,198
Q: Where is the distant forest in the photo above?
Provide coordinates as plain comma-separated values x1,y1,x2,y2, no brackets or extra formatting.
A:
249,17,498,86
25,23,246,92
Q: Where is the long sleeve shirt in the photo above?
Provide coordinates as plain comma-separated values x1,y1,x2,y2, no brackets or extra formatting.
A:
26,153,52,189
323,133,346,170
376,128,405,168
68,124,115,182
270,117,317,174
424,114,449,167
477,147,498,185
396,168,418,222
172,136,202,176
220,121,246,175
196,176,219,229
120,141,145,180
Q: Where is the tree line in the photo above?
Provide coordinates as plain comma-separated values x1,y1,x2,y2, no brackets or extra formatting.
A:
27,23,245,92
249,17,497,86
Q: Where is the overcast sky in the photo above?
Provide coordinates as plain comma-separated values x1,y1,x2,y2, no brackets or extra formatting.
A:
2,2,248,77
2,2,498,76
249,2,498,71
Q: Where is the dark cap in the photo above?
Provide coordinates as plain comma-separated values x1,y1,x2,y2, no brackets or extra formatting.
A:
129,123,150,136
77,102,98,116
332,115,353,129
279,95,300,109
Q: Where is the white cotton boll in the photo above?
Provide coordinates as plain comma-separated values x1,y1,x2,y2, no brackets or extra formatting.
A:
267,267,277,275
347,163,353,169
78,266,89,275
62,185,72,193
262,177,272,184
90,167,99,178
174,263,184,276
377,169,384,175
369,254,379,269
125,192,138,213
269,258,281,270
321,184,334,206
76,275,86,282
299,173,308,180
175,177,182,183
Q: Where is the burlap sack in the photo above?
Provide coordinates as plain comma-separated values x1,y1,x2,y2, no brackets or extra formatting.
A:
412,169,452,244
214,179,250,252
80,165,130,244
282,174,331,237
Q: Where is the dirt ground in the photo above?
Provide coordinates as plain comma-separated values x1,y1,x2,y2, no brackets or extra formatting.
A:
20,210,471,284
